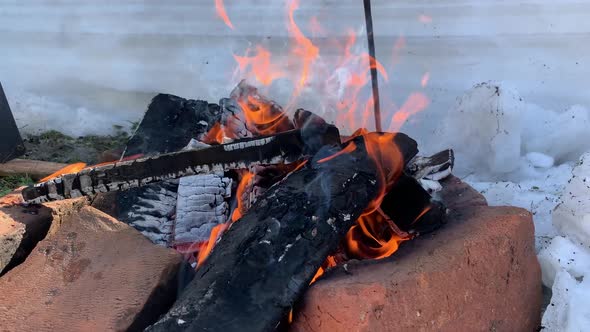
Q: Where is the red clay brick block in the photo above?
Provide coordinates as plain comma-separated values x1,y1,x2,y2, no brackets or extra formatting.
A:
291,205,541,332
0,205,187,331
0,191,53,274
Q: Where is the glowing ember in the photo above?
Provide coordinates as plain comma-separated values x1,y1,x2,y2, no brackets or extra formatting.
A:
215,0,234,29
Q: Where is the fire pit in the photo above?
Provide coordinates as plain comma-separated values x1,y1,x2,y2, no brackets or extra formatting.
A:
0,81,541,331
0,1,547,331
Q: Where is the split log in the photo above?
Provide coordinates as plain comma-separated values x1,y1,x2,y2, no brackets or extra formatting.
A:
0,159,68,180
122,94,221,158
147,135,382,332
21,128,340,203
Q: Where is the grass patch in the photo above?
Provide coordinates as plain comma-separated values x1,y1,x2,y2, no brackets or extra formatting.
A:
22,127,131,164
0,175,34,197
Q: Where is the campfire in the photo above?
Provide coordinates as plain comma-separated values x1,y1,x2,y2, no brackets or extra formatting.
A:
20,80,452,330
0,1,547,331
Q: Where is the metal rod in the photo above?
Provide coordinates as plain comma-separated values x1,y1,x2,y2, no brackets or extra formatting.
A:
363,0,382,132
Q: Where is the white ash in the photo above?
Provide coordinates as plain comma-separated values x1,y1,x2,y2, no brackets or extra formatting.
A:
123,181,178,246
174,173,232,244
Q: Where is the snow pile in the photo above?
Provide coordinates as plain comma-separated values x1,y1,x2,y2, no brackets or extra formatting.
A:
552,153,590,246
7,90,136,137
433,82,590,178
435,82,590,331
536,153,590,330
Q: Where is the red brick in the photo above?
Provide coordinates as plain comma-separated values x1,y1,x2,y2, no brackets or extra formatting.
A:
292,190,540,331
0,191,53,274
0,205,187,331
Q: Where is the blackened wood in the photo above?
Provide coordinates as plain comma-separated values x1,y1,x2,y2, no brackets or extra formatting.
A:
393,133,419,165
380,173,447,235
123,94,221,157
119,94,223,242
147,136,382,332
21,127,341,203
0,83,25,163
406,149,454,180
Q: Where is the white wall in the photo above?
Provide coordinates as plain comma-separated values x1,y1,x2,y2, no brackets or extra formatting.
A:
1,0,588,138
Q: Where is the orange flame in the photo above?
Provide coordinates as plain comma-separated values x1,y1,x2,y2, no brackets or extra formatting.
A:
312,132,409,276
234,46,286,86
39,162,87,182
387,93,430,132
346,209,407,259
237,96,293,135
361,132,405,215
197,223,229,267
286,0,319,98
310,255,337,284
231,171,255,222
215,0,234,29
202,122,226,144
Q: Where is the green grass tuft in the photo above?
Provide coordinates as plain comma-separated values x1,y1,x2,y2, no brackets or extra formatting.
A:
0,175,34,197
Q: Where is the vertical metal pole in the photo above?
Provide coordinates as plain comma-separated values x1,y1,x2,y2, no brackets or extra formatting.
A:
363,0,382,132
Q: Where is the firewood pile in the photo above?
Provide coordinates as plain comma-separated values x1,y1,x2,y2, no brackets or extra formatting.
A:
0,81,545,331
12,81,456,330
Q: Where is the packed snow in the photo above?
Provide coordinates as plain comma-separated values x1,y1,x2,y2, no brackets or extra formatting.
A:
1,1,590,331
437,82,590,331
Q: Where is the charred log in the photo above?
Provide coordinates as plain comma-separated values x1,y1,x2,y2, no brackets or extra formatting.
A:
406,149,454,181
380,173,447,236
21,128,340,203
147,136,383,332
116,180,178,245
123,94,221,157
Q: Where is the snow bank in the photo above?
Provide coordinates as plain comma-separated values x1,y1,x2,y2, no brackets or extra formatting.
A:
436,82,590,331
541,270,590,331
552,152,590,248
536,152,590,331
434,82,523,175
433,82,590,180
468,163,572,250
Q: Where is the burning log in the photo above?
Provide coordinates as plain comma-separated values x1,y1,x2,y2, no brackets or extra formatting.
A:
21,128,340,203
123,94,223,157
147,135,383,332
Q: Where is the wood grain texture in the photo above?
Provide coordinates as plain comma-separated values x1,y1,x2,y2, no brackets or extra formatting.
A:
0,205,188,332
